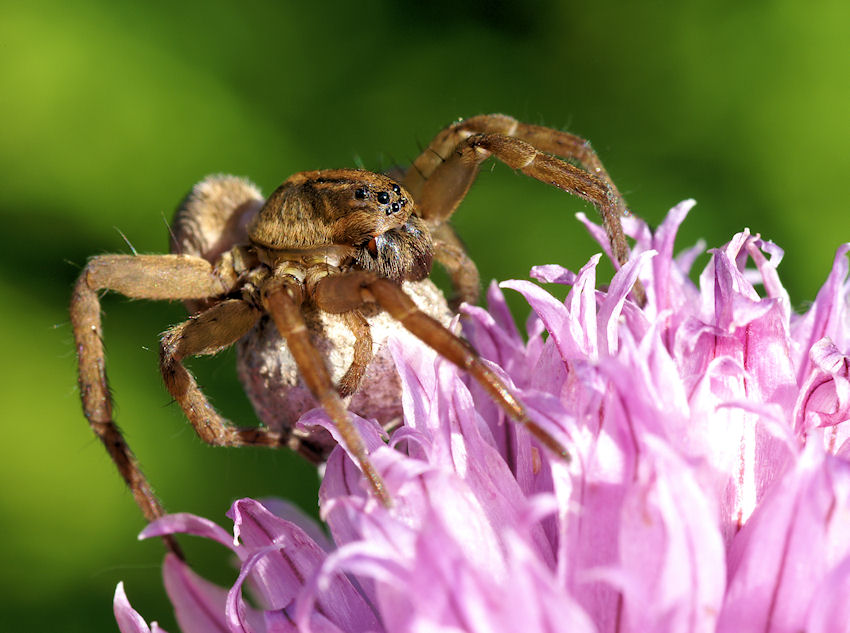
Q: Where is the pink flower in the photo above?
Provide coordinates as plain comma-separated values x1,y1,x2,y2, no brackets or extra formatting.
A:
116,201,850,633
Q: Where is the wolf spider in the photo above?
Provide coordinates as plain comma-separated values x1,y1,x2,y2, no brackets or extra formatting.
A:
71,114,640,551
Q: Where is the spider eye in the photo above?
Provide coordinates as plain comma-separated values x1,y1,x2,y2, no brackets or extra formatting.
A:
377,191,390,204
388,202,400,215
391,183,401,194
354,188,367,200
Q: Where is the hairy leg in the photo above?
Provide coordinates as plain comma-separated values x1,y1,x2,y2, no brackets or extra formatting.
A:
403,114,644,305
431,223,481,308
70,253,237,553
261,278,391,506
159,298,298,449
170,175,265,314
314,272,571,460
336,310,373,397
404,114,627,222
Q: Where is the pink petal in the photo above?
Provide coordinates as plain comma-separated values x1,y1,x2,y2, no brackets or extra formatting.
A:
792,244,850,383
561,446,630,629
263,609,347,633
257,497,334,552
228,498,326,609
297,409,387,455
530,263,577,285
226,498,377,628
596,249,653,355
461,303,523,371
388,336,439,440
501,278,593,361
650,199,697,315
746,238,789,306
794,338,850,433
617,438,725,633
484,280,523,344
718,445,850,632
140,513,235,552
576,211,614,260
227,543,380,633
114,582,167,633
162,553,236,633
806,553,850,633
564,255,601,355
318,450,373,550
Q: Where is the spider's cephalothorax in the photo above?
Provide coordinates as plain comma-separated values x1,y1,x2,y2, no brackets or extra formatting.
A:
71,114,641,552
248,170,434,283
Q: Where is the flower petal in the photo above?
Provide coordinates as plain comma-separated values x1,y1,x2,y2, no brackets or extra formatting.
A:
717,445,850,632
114,582,166,633
806,553,850,633
227,541,380,633
650,199,697,315
140,513,235,551
258,497,334,552
226,498,377,629
162,553,236,633
617,438,725,633
792,244,850,383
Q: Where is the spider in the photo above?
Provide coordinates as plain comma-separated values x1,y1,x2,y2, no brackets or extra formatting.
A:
71,114,640,553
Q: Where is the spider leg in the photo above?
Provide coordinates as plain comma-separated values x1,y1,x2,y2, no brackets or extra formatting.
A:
314,273,571,461
70,253,237,555
469,133,632,265
404,114,627,222
403,114,644,305
502,119,627,216
170,174,265,314
431,223,480,308
336,310,373,397
401,114,520,206
159,299,298,450
261,278,391,506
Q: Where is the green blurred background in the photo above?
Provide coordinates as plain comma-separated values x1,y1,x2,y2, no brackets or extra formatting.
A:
2,0,848,630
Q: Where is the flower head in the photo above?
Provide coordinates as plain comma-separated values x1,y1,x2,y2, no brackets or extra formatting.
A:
117,201,850,633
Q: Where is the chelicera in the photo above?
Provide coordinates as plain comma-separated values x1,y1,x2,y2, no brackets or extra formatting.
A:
71,114,640,552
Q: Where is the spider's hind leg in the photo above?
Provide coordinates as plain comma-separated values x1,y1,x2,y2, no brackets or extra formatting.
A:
170,175,265,313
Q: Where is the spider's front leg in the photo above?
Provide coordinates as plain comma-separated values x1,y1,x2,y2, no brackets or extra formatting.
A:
158,298,303,450
70,253,238,553
260,276,391,506
314,272,571,460
430,223,480,310
404,114,644,305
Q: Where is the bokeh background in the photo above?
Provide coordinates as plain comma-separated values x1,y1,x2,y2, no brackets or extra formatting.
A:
2,1,848,631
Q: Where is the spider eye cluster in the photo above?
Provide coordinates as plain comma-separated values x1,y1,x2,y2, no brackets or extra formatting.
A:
354,181,407,217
